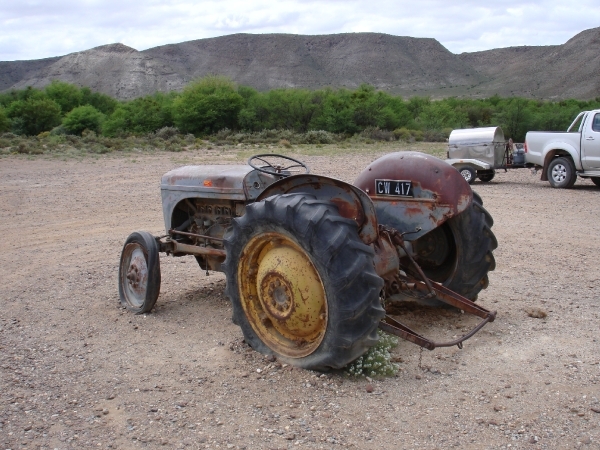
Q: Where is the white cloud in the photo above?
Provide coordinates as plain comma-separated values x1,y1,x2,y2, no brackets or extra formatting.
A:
0,0,597,60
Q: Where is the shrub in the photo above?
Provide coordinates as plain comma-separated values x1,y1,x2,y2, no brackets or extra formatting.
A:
8,97,62,135
360,126,395,141
0,107,9,133
345,331,399,377
62,105,105,135
45,80,83,115
155,126,179,140
173,76,244,134
393,127,411,141
303,130,337,144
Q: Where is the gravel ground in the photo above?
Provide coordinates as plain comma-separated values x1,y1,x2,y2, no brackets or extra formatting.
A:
1,146,599,450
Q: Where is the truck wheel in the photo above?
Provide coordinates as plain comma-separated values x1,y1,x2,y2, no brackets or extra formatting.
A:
457,166,476,185
591,177,600,187
547,157,577,188
223,193,385,371
409,195,497,302
118,231,161,314
478,171,495,182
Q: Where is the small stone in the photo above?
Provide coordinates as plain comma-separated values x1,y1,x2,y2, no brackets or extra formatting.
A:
265,354,276,362
591,407,600,413
493,405,504,412
365,384,374,393
285,433,296,440
415,374,422,380
525,308,547,319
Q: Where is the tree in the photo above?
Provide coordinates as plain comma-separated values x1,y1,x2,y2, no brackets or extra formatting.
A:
493,98,533,141
81,87,118,115
45,80,82,115
419,101,469,130
0,107,9,133
102,96,172,136
7,97,62,135
172,76,244,134
62,105,105,135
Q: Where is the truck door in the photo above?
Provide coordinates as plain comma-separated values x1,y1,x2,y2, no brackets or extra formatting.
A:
581,112,600,169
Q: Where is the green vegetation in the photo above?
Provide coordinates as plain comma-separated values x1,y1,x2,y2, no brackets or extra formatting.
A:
1,77,599,144
62,105,105,135
345,330,399,378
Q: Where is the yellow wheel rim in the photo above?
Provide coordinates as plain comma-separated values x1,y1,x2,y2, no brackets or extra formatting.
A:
238,232,327,358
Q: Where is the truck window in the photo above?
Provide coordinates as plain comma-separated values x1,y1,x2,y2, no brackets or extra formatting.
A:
593,113,600,132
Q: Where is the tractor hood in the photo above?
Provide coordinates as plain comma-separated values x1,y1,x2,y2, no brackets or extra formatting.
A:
160,165,280,232
161,165,254,200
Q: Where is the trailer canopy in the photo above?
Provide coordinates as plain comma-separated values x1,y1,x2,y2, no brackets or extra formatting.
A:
448,127,506,168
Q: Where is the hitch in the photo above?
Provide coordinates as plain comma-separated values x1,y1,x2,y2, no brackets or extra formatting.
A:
378,225,497,350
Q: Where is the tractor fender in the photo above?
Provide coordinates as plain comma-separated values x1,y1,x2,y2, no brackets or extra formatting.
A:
256,174,379,245
353,152,473,240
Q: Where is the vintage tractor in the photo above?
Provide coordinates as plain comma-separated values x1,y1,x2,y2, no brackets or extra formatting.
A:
119,152,497,371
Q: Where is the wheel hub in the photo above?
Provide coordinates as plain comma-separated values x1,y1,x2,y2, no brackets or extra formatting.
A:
238,233,327,358
260,273,294,319
552,164,566,182
123,244,148,303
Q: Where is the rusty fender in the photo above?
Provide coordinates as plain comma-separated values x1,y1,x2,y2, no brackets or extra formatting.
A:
257,174,379,245
354,151,473,240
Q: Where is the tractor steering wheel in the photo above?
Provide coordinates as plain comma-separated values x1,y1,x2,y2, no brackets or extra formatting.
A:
248,154,310,177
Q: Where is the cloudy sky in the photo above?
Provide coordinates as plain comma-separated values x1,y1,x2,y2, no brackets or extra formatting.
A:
1,0,597,61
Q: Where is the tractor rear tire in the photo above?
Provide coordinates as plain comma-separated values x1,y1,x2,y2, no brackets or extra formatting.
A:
223,193,385,371
409,194,497,303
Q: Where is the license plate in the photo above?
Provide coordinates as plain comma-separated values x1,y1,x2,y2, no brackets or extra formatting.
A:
375,179,413,197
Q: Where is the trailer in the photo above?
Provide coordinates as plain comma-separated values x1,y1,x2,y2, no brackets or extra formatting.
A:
446,127,525,184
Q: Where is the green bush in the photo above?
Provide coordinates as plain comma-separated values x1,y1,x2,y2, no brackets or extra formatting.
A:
154,126,179,140
173,76,244,134
80,87,118,115
0,107,10,132
8,97,62,135
62,105,105,135
103,96,171,136
45,80,83,115
345,331,399,377
360,126,395,141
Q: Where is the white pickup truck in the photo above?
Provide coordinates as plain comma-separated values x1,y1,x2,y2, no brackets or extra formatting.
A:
525,110,600,188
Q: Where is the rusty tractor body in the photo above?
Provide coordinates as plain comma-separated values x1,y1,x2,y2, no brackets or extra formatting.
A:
119,152,497,370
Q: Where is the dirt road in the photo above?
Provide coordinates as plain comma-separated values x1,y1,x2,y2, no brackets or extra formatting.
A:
1,147,599,449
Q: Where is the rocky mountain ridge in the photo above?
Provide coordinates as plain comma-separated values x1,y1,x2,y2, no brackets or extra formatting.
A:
1,27,598,100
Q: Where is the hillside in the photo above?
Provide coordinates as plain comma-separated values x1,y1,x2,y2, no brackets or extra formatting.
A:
0,28,598,100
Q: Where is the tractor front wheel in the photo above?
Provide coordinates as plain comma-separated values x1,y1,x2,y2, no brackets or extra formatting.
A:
118,231,161,313
223,194,384,370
